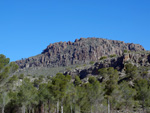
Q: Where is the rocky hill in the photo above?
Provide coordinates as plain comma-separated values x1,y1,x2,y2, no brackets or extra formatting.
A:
16,38,145,71
64,52,150,79
10,38,150,113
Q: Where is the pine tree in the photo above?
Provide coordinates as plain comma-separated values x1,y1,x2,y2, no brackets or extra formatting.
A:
119,81,136,112
134,79,150,113
0,54,18,113
49,73,71,113
17,78,38,113
85,76,104,113
99,67,119,113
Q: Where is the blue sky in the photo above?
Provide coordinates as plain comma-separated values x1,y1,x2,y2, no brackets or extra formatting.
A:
0,0,150,61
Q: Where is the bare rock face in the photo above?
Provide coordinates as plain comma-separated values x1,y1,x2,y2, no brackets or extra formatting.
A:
64,52,150,79
64,56,125,79
15,38,145,69
123,54,130,62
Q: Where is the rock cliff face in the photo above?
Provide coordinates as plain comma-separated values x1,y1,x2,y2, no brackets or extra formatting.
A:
16,38,145,69
64,52,150,79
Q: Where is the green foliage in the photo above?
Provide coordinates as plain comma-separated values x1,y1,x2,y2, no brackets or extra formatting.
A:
119,81,137,111
138,57,142,62
88,76,97,84
99,67,119,83
99,67,120,112
0,54,10,70
38,75,45,83
27,74,31,77
9,62,18,73
47,75,51,79
0,55,19,113
50,73,71,100
1,67,150,113
0,55,9,82
0,92,10,113
38,83,53,103
109,54,117,58
1,53,150,113
134,79,150,111
99,56,107,60
66,67,72,71
39,75,44,79
83,64,86,66
33,79,41,87
85,76,104,112
74,76,82,86
8,75,18,84
74,85,88,112
19,74,24,79
125,63,138,80
139,66,149,79
0,54,18,90
89,61,95,65
17,78,38,113
98,68,108,77
124,50,128,53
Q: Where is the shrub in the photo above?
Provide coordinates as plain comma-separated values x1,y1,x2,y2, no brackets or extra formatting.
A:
27,74,31,76
83,64,87,66
109,54,117,58
47,76,51,79
124,50,128,53
99,56,107,60
75,65,79,68
66,67,71,71
89,61,95,65
19,74,24,79
39,75,44,79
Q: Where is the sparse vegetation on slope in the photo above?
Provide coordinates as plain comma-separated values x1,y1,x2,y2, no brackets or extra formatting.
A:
1,53,150,113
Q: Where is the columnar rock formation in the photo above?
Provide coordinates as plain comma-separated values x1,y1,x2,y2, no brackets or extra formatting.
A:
16,38,145,69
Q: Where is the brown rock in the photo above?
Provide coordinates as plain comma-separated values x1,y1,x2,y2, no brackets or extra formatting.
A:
123,54,130,62
15,38,145,69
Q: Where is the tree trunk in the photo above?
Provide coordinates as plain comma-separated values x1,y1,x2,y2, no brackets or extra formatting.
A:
2,106,4,113
79,106,80,113
39,101,44,113
57,100,59,113
91,106,92,113
42,103,45,113
54,108,56,113
108,99,110,113
142,100,145,113
28,105,31,113
61,105,63,113
71,105,72,113
35,108,39,113
142,105,145,113
74,105,76,113
48,100,51,113
32,108,34,113
22,105,26,113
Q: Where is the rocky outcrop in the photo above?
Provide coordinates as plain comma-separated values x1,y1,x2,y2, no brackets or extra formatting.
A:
64,52,150,79
16,38,145,69
64,56,124,79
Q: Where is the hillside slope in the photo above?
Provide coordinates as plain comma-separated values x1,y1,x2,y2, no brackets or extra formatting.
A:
16,38,145,71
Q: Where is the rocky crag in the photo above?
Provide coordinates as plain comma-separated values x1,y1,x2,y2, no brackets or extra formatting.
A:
16,38,145,70
64,52,150,79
